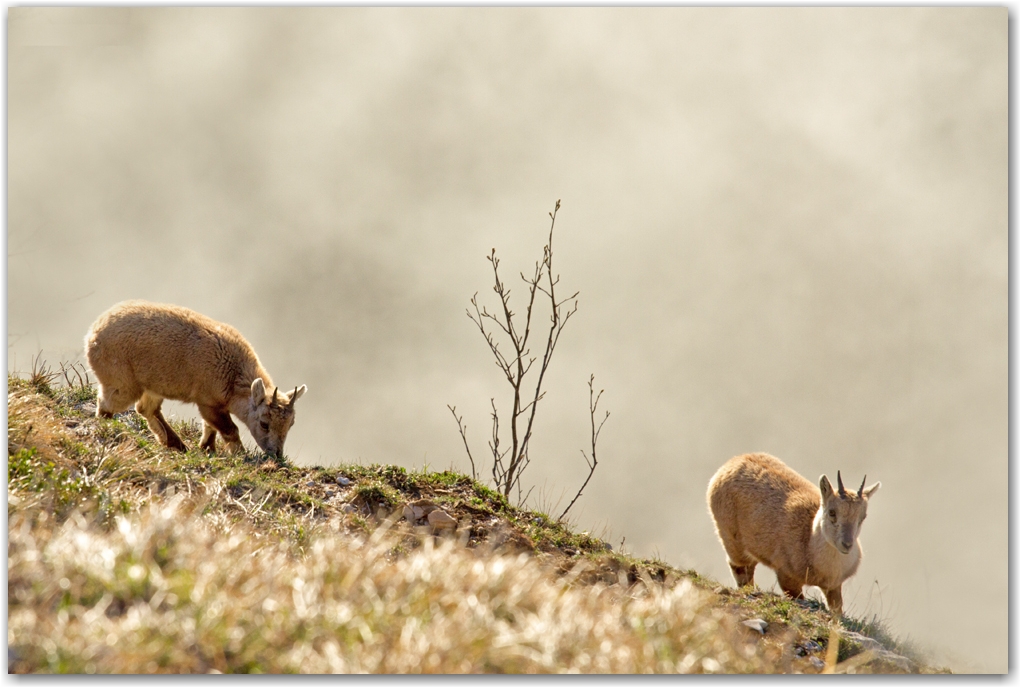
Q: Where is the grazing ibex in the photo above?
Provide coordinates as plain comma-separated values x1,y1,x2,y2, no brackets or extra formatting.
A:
84,300,307,459
706,453,880,617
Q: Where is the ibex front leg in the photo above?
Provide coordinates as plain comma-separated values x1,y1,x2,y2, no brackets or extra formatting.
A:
198,405,242,455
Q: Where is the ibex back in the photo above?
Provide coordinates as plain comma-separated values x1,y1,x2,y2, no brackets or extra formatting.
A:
84,300,307,459
706,452,880,616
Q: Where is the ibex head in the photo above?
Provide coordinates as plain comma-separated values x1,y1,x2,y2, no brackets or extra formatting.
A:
818,471,881,555
248,378,307,458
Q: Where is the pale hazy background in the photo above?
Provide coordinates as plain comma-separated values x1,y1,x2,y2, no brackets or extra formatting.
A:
7,8,1006,672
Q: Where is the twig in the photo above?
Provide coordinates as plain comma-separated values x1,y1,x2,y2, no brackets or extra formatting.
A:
559,374,609,522
488,398,504,485
517,483,535,509
58,360,91,390
447,405,477,481
515,200,577,491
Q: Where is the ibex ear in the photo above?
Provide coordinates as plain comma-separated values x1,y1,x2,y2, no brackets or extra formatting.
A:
862,481,881,499
251,378,267,406
819,475,834,500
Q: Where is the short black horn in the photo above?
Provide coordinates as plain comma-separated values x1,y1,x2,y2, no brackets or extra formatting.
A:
288,386,298,408
837,470,847,497
272,387,279,407
859,475,867,497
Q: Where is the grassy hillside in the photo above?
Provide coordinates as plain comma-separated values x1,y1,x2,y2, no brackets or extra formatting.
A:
7,366,948,674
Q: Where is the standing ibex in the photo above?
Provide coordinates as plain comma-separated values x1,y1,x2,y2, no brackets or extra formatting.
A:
706,452,880,617
84,300,307,459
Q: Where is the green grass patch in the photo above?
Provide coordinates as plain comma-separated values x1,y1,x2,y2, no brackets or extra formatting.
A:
352,481,401,511
8,447,101,519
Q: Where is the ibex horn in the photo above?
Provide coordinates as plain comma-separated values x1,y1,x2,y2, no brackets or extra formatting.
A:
271,388,279,407
859,475,867,497
288,386,298,408
836,470,847,497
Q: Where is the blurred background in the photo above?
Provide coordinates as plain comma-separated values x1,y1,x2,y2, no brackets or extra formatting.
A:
7,7,1006,672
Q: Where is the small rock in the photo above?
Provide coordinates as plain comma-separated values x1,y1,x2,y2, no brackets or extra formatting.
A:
306,481,316,487
341,504,358,514
842,630,883,653
808,656,825,670
741,618,767,634
337,476,352,486
405,499,439,522
405,497,438,519
874,650,915,672
427,509,457,531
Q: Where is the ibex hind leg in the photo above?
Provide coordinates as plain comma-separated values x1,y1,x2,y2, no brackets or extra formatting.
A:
154,406,187,451
135,391,187,452
716,528,757,586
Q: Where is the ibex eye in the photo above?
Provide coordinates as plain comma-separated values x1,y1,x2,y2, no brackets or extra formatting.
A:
828,509,836,518
260,421,269,431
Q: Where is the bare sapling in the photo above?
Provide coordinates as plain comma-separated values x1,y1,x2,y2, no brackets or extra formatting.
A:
448,200,608,508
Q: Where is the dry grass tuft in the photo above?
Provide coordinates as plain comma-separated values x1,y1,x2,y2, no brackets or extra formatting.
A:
9,384,70,466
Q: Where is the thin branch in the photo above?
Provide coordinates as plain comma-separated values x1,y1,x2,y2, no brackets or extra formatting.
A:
468,296,516,380
516,391,546,420
488,398,504,487
447,405,477,481
559,374,610,522
516,483,535,509
517,200,575,467
511,448,532,499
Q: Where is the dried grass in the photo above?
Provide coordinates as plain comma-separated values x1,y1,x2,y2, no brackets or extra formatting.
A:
9,497,776,674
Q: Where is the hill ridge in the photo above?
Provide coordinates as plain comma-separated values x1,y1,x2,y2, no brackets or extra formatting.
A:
7,368,946,674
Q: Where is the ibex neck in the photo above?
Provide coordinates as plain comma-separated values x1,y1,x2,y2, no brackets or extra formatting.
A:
230,370,273,425
810,508,862,587
229,395,254,425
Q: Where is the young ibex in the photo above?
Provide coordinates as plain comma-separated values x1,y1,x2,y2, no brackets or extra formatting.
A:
706,452,880,617
84,300,307,459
